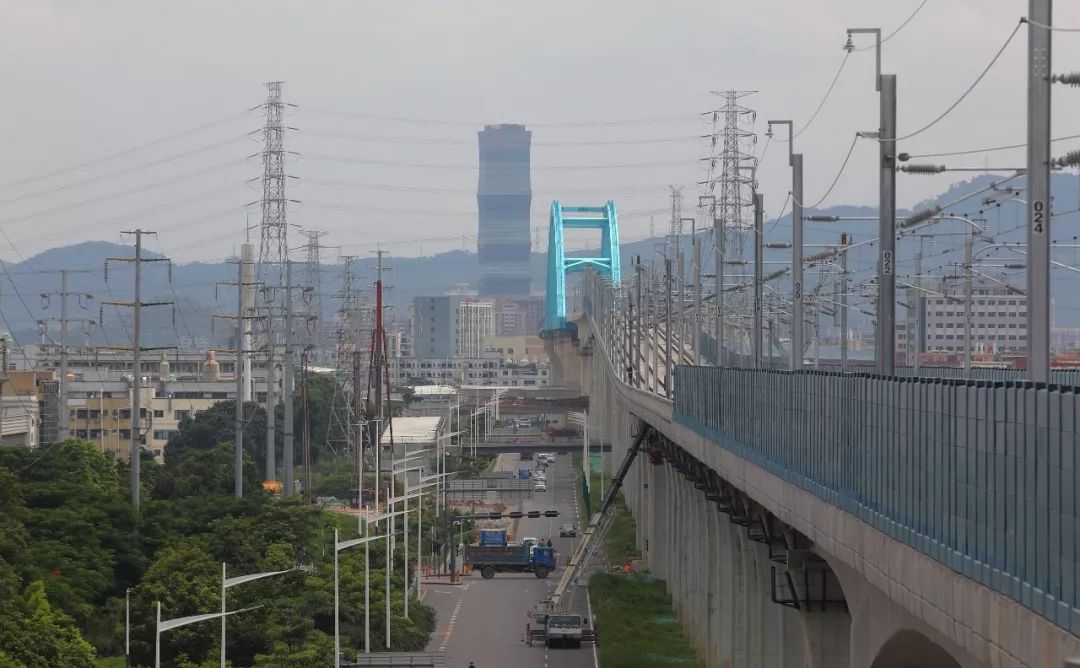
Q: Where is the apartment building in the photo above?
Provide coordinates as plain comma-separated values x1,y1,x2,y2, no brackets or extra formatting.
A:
918,280,1029,356
456,301,495,358
392,357,549,387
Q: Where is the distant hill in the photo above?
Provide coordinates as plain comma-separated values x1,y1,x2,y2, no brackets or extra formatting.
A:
4,173,1077,347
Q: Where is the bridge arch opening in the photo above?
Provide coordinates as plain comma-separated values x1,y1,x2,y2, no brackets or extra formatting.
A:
870,629,962,668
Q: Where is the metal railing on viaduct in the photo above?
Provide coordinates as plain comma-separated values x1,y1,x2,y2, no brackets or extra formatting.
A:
674,364,1080,635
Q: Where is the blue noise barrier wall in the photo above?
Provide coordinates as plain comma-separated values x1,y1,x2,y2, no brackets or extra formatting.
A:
544,201,621,332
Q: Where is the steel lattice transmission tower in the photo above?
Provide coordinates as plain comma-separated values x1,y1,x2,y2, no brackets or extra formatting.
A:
258,81,289,287
668,186,683,236
301,229,326,359
333,257,360,376
326,256,361,460
712,90,757,356
716,90,757,245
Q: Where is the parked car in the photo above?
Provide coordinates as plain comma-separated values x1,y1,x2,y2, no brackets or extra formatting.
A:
520,451,534,460
534,480,547,492
559,523,578,538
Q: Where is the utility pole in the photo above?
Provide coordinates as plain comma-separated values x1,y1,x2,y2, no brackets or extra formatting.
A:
265,321,276,486
241,244,256,402
792,152,804,370
352,351,364,509
301,351,312,502
964,232,974,374
236,266,245,498
879,73,898,375
664,259,673,397
846,28,895,374
840,233,850,372
667,187,683,366
366,250,394,504
753,194,764,367
283,260,295,496
692,221,703,363
652,267,660,393
709,195,723,363
39,269,95,442
676,244,685,366
766,120,803,370
103,230,172,510
634,259,643,387
214,254,262,497
913,236,925,375
1026,0,1052,382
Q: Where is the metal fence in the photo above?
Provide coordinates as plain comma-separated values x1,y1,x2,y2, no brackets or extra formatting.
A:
673,364,1080,634
444,479,534,500
808,364,1080,386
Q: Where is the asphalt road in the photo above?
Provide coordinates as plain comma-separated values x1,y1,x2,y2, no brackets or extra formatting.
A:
424,452,601,668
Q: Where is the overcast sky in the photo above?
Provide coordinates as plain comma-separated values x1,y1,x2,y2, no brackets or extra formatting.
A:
2,0,1079,263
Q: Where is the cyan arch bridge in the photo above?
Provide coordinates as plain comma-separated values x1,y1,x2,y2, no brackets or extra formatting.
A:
544,201,620,332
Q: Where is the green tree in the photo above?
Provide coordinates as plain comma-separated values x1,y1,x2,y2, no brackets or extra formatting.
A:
164,401,268,465
153,441,261,500
253,630,334,667
0,559,95,668
129,545,219,667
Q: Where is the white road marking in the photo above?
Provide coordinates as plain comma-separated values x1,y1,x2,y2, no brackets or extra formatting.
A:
438,598,464,652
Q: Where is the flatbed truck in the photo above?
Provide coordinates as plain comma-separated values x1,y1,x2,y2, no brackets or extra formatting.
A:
464,544,556,579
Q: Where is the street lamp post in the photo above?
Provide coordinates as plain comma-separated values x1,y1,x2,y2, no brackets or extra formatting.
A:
333,524,388,665
220,563,293,668
156,602,258,668
125,588,131,668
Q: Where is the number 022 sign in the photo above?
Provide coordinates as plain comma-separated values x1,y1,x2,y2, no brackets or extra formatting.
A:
882,250,894,276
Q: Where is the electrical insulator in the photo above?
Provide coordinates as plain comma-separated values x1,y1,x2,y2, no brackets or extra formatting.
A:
1004,263,1026,270
1051,72,1080,87
805,215,840,222
765,243,791,249
1053,149,1080,169
900,206,944,229
898,163,946,174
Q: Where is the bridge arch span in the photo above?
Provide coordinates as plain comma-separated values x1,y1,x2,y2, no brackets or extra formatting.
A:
870,630,963,668
822,555,980,668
